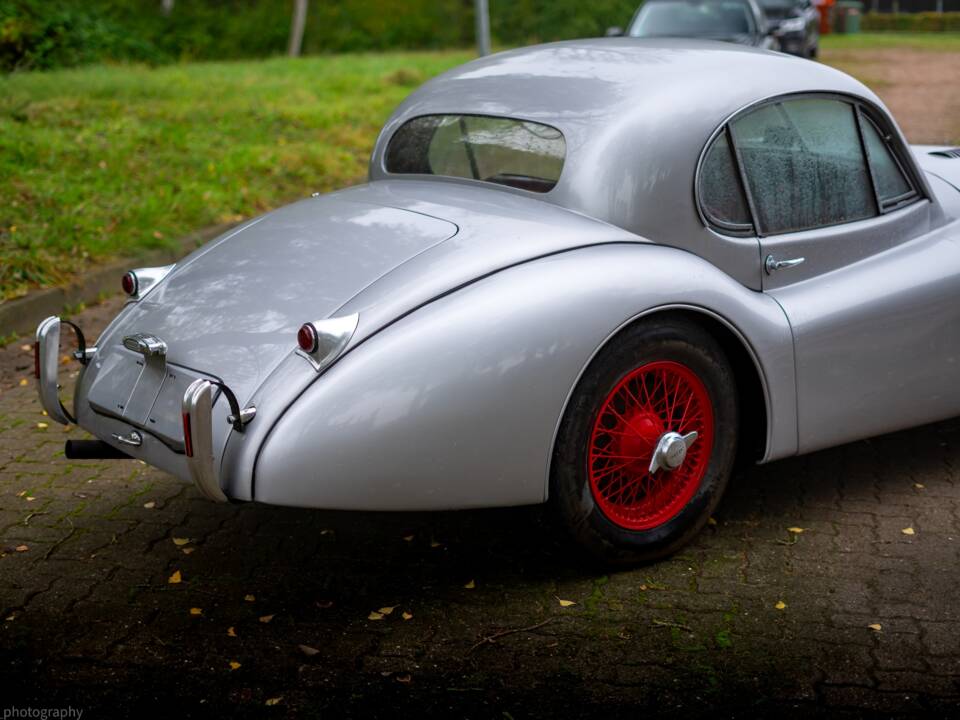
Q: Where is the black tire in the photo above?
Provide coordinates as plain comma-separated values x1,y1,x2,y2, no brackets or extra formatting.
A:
809,43,819,60
550,315,738,566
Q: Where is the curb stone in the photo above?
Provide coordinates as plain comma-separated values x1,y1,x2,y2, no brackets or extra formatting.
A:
0,223,235,339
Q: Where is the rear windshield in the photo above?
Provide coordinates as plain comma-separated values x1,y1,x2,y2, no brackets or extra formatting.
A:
385,114,565,193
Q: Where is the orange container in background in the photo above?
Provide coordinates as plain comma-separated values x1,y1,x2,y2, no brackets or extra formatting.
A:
815,0,836,34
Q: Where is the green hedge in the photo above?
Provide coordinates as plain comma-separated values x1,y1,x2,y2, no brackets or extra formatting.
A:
862,11,960,32
0,0,641,71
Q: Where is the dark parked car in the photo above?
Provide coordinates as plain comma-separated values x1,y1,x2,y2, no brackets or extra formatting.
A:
609,0,778,50
759,0,820,57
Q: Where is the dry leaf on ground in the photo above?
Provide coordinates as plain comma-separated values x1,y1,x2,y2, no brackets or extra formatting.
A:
868,623,882,632
368,611,385,621
244,594,255,602
902,527,915,536
463,580,476,589
228,661,241,671
227,627,237,637
168,570,182,584
378,606,396,616
787,527,804,534
557,598,577,607
172,537,191,546
775,600,787,610
265,697,282,706
143,501,156,509
299,644,320,656
402,612,413,621
15,545,28,553
259,614,275,624
189,608,202,616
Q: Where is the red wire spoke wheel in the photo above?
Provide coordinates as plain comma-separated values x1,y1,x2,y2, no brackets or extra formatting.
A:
550,316,738,565
587,361,714,531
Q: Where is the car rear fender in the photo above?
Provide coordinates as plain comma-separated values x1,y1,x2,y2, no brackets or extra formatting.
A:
246,243,796,510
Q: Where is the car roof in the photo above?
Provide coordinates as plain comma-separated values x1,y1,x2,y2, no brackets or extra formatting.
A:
368,39,892,256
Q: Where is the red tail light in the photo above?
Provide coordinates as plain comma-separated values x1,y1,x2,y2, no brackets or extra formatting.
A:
121,271,138,296
182,412,194,457
298,323,319,353
33,341,40,379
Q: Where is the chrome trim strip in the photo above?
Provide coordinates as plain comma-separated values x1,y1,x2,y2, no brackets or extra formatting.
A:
35,316,72,426
182,379,228,503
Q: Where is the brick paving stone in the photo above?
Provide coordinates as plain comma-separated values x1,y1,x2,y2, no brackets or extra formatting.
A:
1,299,960,716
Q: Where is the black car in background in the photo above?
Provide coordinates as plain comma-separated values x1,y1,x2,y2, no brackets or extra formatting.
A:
759,0,820,57
608,0,779,50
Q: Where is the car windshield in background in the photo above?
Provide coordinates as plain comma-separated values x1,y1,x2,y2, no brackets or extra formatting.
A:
628,0,756,38
757,0,797,20
385,115,565,193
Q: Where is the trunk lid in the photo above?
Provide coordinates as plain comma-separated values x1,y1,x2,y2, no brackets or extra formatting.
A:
90,195,457,439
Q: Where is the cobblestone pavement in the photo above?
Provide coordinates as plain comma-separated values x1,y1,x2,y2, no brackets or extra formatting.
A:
1,298,959,718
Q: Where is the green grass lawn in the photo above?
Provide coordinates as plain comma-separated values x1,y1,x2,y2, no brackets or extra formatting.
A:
2,34,959,302
821,31,960,52
0,51,469,301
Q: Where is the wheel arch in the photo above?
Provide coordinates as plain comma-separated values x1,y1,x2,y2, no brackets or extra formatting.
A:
545,304,771,501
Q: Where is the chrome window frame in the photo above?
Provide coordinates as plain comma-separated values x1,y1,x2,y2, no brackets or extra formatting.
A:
695,91,926,239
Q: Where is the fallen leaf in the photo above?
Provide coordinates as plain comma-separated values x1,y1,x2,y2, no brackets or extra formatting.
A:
143,501,156,509
463,580,476,590
868,623,882,632
430,539,442,548
902,527,915,536
228,661,241,671
244,594,255,602
558,598,577,608
639,584,648,591
19,379,28,387
298,644,320,656
402,534,414,542
368,611,385,621
402,611,413,621
775,600,787,610
315,600,334,609
259,614,275,624
395,673,412,684
16,491,26,498
36,422,48,430
787,527,805,534
5,614,16,622
265,697,282,706
15,545,28,553
189,607,203,616
914,483,925,489
172,537,191,546
227,626,237,637
707,517,717,526
168,570,182,584
25,496,35,502
20,344,31,352
378,606,396,616
181,547,195,555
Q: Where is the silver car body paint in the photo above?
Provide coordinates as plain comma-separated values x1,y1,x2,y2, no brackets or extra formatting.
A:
60,39,960,509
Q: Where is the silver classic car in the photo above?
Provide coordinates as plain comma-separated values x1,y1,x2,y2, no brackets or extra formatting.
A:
36,40,960,564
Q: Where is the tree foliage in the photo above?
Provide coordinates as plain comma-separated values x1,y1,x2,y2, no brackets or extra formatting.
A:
1,0,641,71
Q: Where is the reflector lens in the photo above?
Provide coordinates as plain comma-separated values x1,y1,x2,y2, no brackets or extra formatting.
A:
298,323,319,353
33,341,40,379
121,271,138,296
182,412,194,457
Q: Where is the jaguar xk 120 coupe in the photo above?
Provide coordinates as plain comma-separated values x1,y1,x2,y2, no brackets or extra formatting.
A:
36,39,960,563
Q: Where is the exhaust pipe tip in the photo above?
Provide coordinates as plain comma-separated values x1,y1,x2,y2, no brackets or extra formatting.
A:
64,440,132,461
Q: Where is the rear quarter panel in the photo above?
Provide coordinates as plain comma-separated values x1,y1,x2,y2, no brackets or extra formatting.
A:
250,244,796,510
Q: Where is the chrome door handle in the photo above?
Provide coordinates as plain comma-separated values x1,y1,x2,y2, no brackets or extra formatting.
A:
764,255,805,275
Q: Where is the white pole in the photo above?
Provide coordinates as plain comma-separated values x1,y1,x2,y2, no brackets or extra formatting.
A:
288,0,309,58
475,0,491,57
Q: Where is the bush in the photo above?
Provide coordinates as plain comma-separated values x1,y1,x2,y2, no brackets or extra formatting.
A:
0,0,644,72
862,12,960,32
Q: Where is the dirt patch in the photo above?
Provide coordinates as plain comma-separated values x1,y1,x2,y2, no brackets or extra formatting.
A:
821,47,960,145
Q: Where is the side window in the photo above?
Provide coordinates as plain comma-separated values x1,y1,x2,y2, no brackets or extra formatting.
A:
730,98,876,235
699,131,752,232
861,116,916,209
